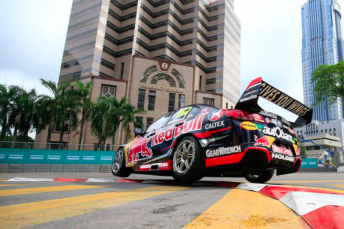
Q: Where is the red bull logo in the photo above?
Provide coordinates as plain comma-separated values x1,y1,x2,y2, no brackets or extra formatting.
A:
209,109,225,121
127,137,153,164
254,135,270,147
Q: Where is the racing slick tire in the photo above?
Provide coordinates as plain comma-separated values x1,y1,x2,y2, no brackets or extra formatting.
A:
111,148,132,177
244,169,274,183
172,136,204,183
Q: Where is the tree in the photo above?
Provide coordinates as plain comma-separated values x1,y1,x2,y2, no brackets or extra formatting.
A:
19,89,44,142
91,96,113,145
71,81,93,150
40,79,80,144
0,84,22,141
312,61,344,106
116,97,145,141
91,96,145,148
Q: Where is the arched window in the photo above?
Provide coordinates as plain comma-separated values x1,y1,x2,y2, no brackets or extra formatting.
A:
150,74,176,87
171,69,186,88
140,66,157,83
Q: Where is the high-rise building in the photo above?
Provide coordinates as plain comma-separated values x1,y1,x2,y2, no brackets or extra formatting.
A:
301,0,343,121
35,0,241,147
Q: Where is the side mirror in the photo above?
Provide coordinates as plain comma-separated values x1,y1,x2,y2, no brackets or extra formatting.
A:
134,128,143,136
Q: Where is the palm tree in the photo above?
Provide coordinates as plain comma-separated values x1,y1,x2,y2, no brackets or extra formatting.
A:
91,96,113,145
91,96,145,148
19,89,44,142
71,81,93,150
114,97,145,142
40,79,80,145
0,84,22,141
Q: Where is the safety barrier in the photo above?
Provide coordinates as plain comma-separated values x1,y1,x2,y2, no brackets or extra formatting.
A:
0,147,117,173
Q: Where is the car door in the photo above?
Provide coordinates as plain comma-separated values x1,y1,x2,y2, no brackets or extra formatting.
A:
127,112,173,168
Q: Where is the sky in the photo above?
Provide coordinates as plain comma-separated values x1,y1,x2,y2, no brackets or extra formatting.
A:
1,0,343,135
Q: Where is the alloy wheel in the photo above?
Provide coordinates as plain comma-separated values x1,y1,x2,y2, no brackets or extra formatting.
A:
174,140,195,173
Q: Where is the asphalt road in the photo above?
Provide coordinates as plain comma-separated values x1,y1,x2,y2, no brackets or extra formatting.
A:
0,172,343,229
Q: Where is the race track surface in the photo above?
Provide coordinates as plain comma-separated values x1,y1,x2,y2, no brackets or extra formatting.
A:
0,172,343,229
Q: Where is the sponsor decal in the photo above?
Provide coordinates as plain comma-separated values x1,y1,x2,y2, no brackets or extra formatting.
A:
243,89,259,96
205,121,224,129
271,144,293,156
100,156,112,161
176,107,192,118
240,94,257,102
206,146,241,158
29,155,44,160
271,153,294,162
47,155,61,160
138,164,151,170
254,135,275,148
262,126,293,142
259,111,277,119
259,82,311,117
66,156,80,161
8,154,23,160
293,144,300,155
209,109,224,121
240,121,258,130
158,161,172,170
128,137,153,164
151,113,206,147
265,118,271,124
82,156,95,161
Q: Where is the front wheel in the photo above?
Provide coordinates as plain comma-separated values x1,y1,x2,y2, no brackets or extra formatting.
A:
244,169,274,183
111,148,132,177
172,136,204,183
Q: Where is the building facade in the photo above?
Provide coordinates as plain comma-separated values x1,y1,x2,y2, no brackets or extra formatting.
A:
301,0,343,121
302,134,342,164
296,119,344,148
35,0,241,148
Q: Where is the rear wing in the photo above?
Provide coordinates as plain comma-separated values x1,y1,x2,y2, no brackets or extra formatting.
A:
235,77,312,126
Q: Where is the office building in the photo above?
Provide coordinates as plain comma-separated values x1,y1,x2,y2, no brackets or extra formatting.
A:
35,0,241,147
301,0,343,121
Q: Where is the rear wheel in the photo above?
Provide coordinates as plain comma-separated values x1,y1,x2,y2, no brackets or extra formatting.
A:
111,148,132,177
244,169,274,183
172,136,204,183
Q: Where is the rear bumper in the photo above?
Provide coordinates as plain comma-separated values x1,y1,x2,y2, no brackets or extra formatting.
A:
205,147,271,167
205,146,300,174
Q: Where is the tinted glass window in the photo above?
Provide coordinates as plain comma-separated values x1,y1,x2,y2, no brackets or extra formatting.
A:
186,107,201,119
146,112,173,132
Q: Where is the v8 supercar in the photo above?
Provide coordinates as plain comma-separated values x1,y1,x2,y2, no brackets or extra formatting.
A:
111,78,313,183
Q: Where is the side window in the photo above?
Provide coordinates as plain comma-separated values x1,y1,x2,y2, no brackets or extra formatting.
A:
186,107,201,119
167,106,193,125
146,112,173,132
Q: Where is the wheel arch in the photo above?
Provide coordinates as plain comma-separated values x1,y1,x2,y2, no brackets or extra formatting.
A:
169,133,204,159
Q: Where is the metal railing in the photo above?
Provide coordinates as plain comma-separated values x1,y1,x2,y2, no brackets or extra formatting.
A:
0,141,120,151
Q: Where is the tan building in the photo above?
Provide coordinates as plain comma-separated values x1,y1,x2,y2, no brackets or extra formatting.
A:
35,0,241,148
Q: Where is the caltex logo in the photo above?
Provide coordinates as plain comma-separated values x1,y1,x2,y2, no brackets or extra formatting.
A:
209,110,224,121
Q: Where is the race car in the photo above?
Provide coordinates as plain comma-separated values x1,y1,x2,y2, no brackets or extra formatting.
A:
111,77,313,183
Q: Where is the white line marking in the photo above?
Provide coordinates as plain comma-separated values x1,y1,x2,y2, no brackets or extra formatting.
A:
7,177,54,182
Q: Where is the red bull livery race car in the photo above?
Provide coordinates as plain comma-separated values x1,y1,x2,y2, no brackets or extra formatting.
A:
111,77,313,183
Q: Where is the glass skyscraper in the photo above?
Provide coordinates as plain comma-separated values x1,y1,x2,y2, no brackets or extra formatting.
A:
301,0,344,121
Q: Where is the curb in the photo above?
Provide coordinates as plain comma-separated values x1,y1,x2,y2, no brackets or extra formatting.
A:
5,177,344,228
